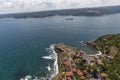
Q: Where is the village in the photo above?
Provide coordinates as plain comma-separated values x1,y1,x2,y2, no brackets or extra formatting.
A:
53,43,114,80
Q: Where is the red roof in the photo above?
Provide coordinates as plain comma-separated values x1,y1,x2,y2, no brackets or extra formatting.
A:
81,76,85,79
77,69,83,76
77,51,81,56
90,57,95,62
74,59,80,64
98,61,103,65
72,67,77,72
62,78,66,80
101,73,107,78
83,70,88,74
67,77,72,80
65,72,73,77
63,61,71,66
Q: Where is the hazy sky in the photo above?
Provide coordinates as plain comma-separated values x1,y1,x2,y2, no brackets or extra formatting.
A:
0,0,120,14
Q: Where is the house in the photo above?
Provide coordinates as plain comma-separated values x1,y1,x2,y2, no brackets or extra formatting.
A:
89,57,95,65
71,65,77,72
65,72,73,77
64,66,71,72
67,77,72,80
62,78,66,80
101,73,107,78
97,60,104,65
81,76,85,80
110,56,113,59
108,55,113,59
77,51,81,57
74,59,80,64
63,57,69,61
100,54,105,58
72,67,76,72
80,50,84,54
90,57,95,62
63,60,71,66
77,69,84,76
82,70,88,74
82,57,86,62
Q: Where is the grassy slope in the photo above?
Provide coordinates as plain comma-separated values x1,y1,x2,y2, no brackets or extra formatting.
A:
94,34,120,80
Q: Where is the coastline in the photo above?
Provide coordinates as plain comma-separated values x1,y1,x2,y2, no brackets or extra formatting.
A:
52,43,85,80
52,34,120,80
51,44,59,78
21,33,120,80
46,34,120,80
41,44,59,79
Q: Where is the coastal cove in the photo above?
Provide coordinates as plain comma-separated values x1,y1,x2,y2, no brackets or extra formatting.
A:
0,14,120,80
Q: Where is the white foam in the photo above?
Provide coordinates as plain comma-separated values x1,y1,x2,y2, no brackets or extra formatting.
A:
20,75,32,80
44,44,59,78
42,56,53,60
20,44,59,80
80,41,86,45
46,65,51,71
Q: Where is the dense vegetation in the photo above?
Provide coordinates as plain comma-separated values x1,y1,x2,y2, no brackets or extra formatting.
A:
94,34,120,51
93,34,120,80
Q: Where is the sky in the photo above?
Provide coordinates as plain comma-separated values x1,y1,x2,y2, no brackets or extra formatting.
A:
0,0,120,14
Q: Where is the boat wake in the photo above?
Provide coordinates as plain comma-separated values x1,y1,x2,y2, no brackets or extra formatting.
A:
20,44,59,80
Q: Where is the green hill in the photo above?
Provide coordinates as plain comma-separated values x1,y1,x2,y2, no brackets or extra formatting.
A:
93,34,120,80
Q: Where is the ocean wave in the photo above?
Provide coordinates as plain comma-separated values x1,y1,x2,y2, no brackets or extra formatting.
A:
46,65,51,71
20,44,59,80
49,44,59,78
43,44,59,78
42,56,53,60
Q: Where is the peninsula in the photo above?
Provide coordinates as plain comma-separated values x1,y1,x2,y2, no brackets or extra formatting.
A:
52,33,120,80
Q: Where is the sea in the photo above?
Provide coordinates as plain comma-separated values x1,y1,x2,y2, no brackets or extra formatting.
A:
0,14,120,80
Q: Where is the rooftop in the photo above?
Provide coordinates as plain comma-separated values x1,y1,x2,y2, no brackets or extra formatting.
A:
65,72,73,77
63,60,71,66
77,69,83,76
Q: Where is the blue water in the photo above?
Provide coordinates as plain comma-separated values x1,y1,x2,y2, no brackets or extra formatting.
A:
0,14,120,80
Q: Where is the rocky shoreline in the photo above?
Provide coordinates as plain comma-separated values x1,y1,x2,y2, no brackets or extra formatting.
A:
53,43,78,80
54,43,78,65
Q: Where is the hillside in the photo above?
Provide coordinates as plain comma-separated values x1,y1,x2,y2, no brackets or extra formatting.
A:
92,34,120,80
52,34,120,80
0,6,120,18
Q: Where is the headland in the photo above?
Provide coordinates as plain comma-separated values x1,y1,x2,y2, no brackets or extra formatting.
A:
52,33,120,80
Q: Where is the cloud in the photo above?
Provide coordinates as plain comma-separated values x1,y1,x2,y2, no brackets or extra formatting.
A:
0,0,120,14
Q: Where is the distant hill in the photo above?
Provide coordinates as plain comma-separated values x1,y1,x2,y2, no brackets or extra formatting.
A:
0,6,120,18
